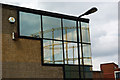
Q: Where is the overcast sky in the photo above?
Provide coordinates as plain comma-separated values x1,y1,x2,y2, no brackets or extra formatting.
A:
0,0,119,71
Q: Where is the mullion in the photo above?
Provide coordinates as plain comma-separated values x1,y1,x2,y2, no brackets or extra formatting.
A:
81,42,91,45
61,18,66,79
41,15,43,38
42,38,79,43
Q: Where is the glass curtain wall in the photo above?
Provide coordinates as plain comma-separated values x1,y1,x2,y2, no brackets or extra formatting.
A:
19,11,92,66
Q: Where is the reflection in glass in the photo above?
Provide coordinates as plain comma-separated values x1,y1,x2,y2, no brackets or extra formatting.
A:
64,42,78,64
83,44,92,65
19,11,92,66
79,44,82,65
20,11,41,38
83,44,91,57
81,22,90,43
42,16,62,40
43,40,52,63
54,41,63,64
63,19,77,41
43,40,63,64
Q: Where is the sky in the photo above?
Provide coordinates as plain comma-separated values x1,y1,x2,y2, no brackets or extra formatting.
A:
0,0,119,71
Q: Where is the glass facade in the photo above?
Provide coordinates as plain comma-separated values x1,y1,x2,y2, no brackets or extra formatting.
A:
19,11,92,66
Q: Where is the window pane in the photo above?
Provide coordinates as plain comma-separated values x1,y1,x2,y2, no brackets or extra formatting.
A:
43,40,52,63
83,44,92,65
20,11,41,38
81,22,90,43
78,21,81,42
63,19,77,41
83,44,91,58
116,72,120,78
54,41,63,64
42,16,62,40
43,40,63,64
64,42,78,65
79,44,82,65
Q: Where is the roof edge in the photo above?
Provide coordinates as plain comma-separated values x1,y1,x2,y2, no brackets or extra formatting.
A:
1,3,89,22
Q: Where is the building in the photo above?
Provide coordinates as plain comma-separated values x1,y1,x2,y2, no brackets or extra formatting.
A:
0,3,93,79
92,63,120,80
100,63,120,80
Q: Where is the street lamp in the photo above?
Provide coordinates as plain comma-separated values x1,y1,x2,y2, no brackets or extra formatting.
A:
77,7,98,80
78,7,98,19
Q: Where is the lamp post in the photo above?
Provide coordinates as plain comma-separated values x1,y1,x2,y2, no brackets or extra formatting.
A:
77,7,98,80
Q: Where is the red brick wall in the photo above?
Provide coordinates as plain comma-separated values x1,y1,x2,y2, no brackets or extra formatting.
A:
101,63,118,80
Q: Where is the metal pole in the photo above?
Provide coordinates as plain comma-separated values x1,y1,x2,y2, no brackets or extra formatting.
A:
76,21,81,80
79,21,85,80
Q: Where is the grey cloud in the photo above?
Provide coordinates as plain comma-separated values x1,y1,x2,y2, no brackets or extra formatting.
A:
92,54,118,70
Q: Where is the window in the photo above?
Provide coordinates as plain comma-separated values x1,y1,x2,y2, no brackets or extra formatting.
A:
19,11,92,66
63,19,77,41
43,18,78,65
43,40,63,64
116,72,120,79
81,22,90,43
20,11,41,38
64,42,78,64
42,16,62,40
83,44,91,58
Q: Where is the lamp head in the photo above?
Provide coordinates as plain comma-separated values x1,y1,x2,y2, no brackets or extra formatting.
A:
78,7,98,19
84,7,98,15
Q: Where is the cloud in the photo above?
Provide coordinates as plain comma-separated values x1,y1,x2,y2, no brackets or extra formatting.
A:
92,54,118,71
91,20,118,57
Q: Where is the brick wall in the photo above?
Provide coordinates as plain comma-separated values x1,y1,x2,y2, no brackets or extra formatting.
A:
2,5,63,79
101,63,118,79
